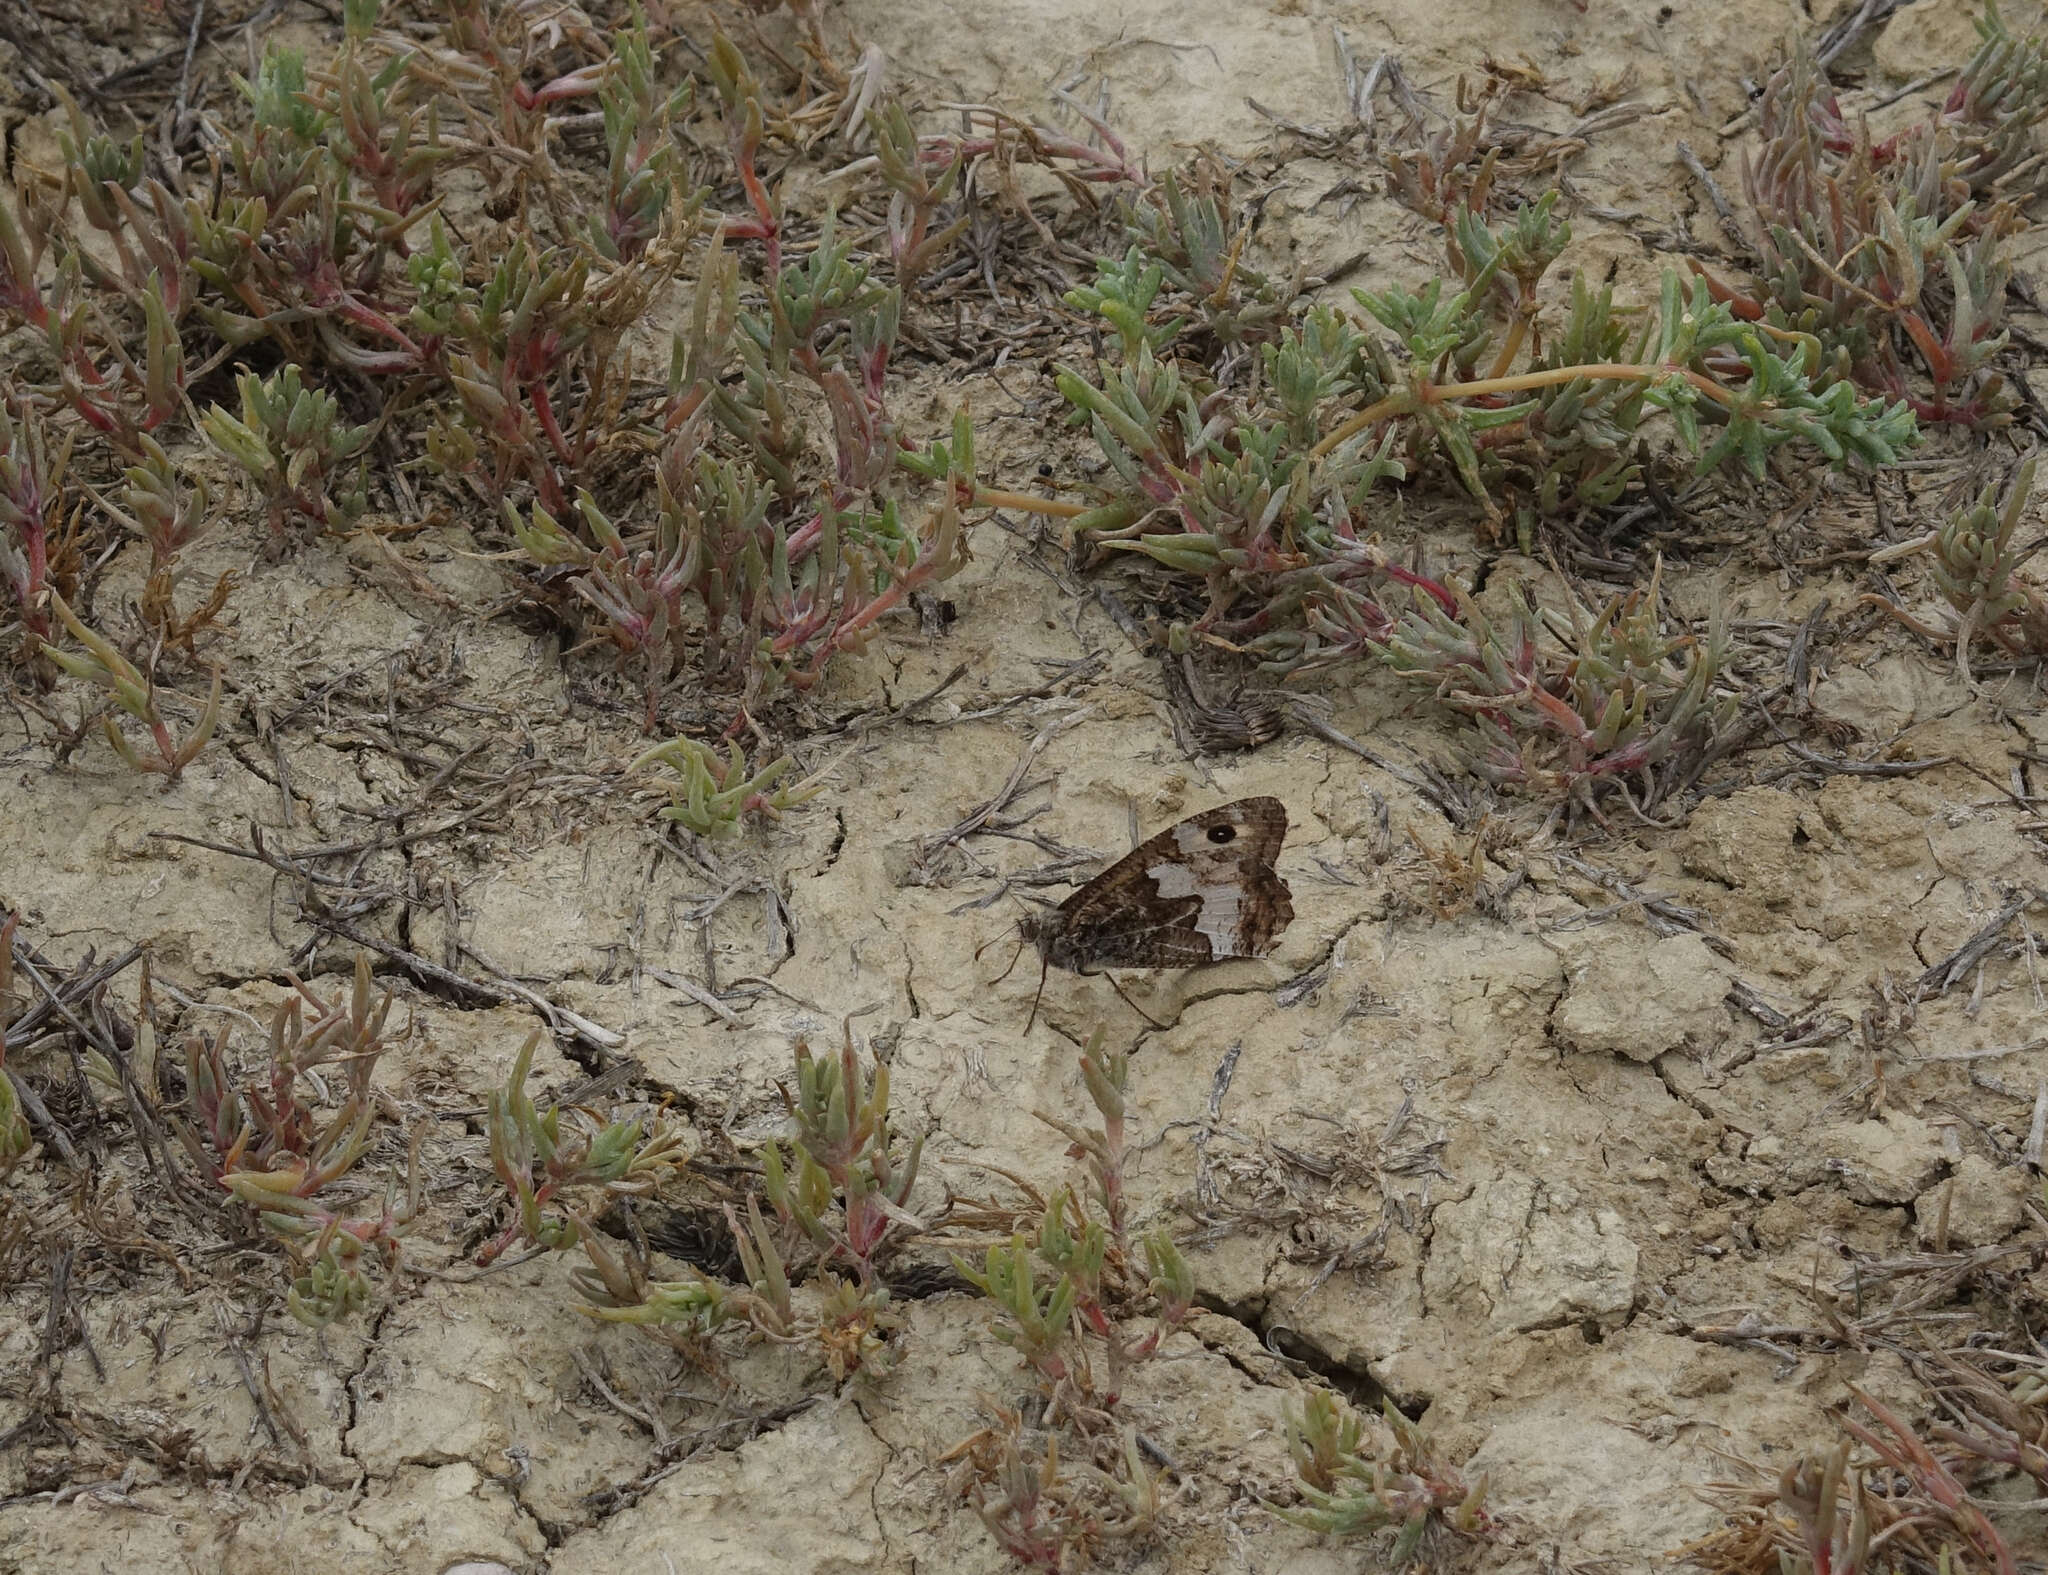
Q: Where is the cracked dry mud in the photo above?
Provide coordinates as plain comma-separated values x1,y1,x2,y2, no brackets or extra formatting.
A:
6,0,2048,1572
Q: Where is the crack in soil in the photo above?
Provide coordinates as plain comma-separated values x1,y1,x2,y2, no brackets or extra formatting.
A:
1164,908,1378,1029
1190,1289,1397,1408
1647,1052,1723,1128
903,942,922,1021
848,1396,903,1568
811,807,849,882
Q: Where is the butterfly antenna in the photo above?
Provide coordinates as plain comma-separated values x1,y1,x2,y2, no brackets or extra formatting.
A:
976,920,1026,976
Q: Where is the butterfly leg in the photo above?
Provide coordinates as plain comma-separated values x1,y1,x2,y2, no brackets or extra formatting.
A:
1101,970,1169,1030
1024,949,1051,1033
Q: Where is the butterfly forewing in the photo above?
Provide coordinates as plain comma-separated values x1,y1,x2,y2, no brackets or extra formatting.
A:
1041,797,1293,970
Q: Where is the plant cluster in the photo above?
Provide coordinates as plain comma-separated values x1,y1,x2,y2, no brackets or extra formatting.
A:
746,1025,925,1375
942,1407,1163,1572
1059,170,1913,545
478,1026,687,1267
630,734,828,836
37,587,222,780
176,954,414,1326
1860,452,2048,671
1,0,1071,781
1271,1388,1494,1564
1926,453,2048,660
0,397,76,650
1683,1389,2022,1575
1700,6,2048,431
503,1024,1203,1564
1679,1213,2048,1575
945,1030,1195,1566
505,42,984,730
1043,170,1854,808
1923,1342,2048,1511
978,8,2048,811
1379,558,1746,809
957,1030,1194,1413
537,1023,924,1382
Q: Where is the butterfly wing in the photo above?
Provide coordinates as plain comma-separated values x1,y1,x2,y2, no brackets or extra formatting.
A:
1045,797,1293,970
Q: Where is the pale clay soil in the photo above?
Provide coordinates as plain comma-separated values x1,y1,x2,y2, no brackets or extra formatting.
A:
4,0,2048,1572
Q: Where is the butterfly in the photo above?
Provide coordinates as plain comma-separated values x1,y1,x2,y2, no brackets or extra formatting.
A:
1008,797,1294,1028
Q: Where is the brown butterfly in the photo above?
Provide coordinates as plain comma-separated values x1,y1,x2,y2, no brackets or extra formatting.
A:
1011,797,1294,1028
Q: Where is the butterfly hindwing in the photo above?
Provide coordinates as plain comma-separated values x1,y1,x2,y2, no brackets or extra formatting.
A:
1037,798,1293,971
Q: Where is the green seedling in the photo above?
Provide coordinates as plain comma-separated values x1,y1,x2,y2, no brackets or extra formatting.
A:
39,591,221,780
0,397,75,648
171,955,415,1327
201,366,371,536
1271,1389,1493,1563
480,1026,687,1264
1928,453,2048,658
632,736,827,836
